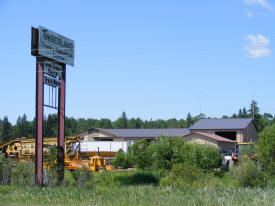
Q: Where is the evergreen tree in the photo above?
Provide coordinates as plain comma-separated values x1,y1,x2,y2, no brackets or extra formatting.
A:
100,118,112,129
237,109,243,118
242,107,248,118
248,100,262,131
128,118,137,128
0,118,3,142
186,113,193,128
135,118,143,128
166,118,178,128
178,119,186,128
14,115,22,137
113,111,128,128
232,113,237,118
1,116,12,141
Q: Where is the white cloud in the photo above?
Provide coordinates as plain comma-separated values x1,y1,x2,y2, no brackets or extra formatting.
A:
243,0,273,12
244,34,271,58
244,9,254,18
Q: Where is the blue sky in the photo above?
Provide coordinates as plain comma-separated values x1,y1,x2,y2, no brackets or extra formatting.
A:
0,0,274,123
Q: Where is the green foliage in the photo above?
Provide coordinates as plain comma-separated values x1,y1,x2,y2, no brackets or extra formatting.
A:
128,139,152,169
179,143,223,171
148,137,185,170
111,150,133,169
115,170,160,186
160,163,202,188
0,156,34,186
71,168,92,188
0,156,14,185
231,160,268,187
113,137,222,171
258,125,275,173
1,116,12,142
10,161,34,186
88,170,161,187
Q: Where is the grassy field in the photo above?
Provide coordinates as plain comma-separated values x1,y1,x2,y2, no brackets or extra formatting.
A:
1,185,275,206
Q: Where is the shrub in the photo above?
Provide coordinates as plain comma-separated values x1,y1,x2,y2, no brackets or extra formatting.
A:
63,169,75,186
112,150,133,169
71,167,92,188
180,143,223,171
257,125,275,174
10,161,34,186
160,163,202,188
127,139,152,169
148,136,185,170
0,156,14,185
231,160,268,187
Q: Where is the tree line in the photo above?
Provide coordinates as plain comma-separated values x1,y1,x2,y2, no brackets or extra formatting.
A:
0,100,274,142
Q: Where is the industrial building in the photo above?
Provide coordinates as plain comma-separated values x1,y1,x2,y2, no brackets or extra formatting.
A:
77,118,257,142
189,118,258,142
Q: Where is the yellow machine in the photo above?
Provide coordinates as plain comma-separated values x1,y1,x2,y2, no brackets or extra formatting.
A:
65,152,114,171
0,136,114,172
0,136,80,160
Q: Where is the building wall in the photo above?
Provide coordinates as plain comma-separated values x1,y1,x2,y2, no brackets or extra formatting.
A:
185,133,235,151
82,131,114,141
247,122,258,142
184,133,218,147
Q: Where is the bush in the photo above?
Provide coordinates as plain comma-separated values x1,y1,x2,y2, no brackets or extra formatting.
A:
180,143,223,171
87,170,162,187
148,137,185,170
231,160,268,187
0,156,14,185
160,163,202,188
10,161,34,186
128,139,152,169
112,150,133,169
257,125,275,174
63,170,75,186
113,137,222,171
71,167,92,188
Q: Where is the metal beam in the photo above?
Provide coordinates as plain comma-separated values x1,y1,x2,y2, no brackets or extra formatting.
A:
57,64,66,183
35,57,44,185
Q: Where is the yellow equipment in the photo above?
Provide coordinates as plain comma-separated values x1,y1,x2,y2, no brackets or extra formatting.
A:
0,136,114,172
65,152,114,171
0,136,80,160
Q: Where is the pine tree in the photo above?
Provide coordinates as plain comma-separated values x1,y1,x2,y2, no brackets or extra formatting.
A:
248,100,262,130
238,109,243,118
242,107,248,118
1,116,12,141
186,113,193,127
0,118,3,142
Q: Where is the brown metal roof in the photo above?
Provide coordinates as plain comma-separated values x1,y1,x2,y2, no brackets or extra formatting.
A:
191,131,236,143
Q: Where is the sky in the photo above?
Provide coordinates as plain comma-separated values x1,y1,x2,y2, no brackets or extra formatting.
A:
0,0,275,124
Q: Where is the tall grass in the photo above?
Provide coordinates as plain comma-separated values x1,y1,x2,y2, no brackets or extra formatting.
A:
1,185,275,206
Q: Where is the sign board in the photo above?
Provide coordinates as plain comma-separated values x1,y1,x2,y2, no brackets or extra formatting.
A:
38,26,74,66
43,75,61,87
44,61,62,78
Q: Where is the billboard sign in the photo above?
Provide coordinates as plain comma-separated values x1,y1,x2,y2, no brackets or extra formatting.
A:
44,61,62,78
43,75,61,87
38,26,74,66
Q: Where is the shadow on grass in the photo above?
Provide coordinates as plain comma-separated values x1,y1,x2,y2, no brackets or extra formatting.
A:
116,171,160,186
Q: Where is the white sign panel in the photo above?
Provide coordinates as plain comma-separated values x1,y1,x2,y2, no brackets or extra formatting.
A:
38,26,74,66
44,61,62,78
43,75,61,87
